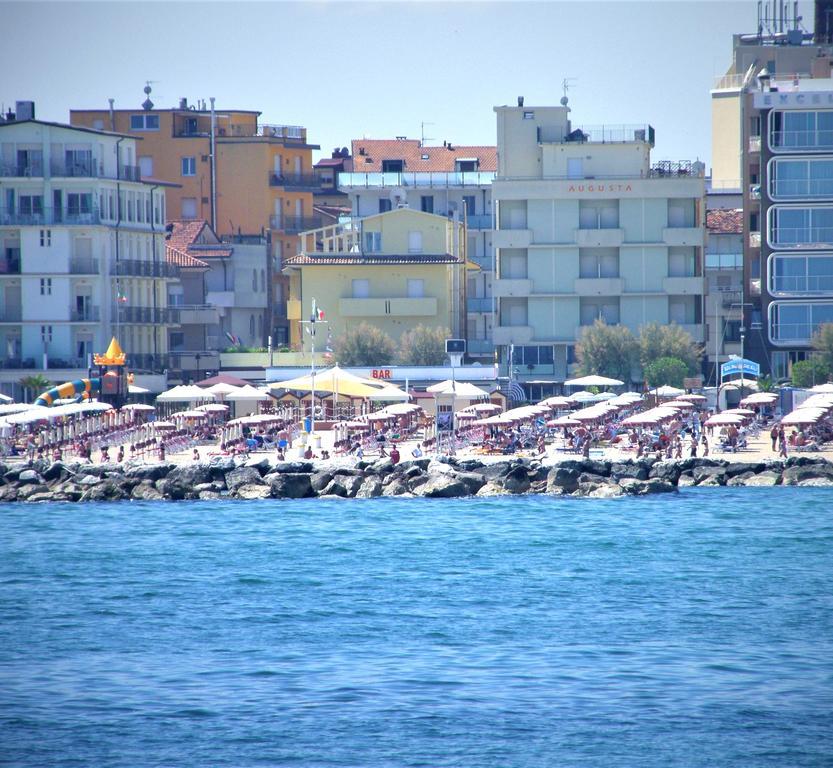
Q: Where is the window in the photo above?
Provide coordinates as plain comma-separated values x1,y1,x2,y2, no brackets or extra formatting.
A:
352,279,370,298
770,158,833,200
181,198,197,219
252,269,258,292
567,158,583,179
378,199,392,213
64,149,93,176
67,193,92,217
750,116,761,137
770,301,833,343
510,346,554,366
579,200,618,229
724,320,742,342
580,298,620,325
40,325,53,343
462,195,476,216
770,253,833,294
40,278,52,296
250,315,256,337
501,297,528,326
139,156,154,177
19,195,43,217
769,206,833,247
500,249,528,279
420,195,434,214
579,248,619,278
667,199,695,228
523,111,535,120
382,160,403,173
169,332,185,351
771,350,789,380
456,159,478,172
130,114,160,131
260,269,266,292
92,119,104,131
258,315,263,337
39,229,51,247
363,231,381,253
669,296,696,324
668,247,696,277
407,231,423,253
168,286,184,306
407,279,424,298
181,157,196,176
770,110,833,151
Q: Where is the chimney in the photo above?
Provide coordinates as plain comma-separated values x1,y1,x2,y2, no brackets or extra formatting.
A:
180,97,188,109
15,101,34,121
108,98,115,131
518,96,524,107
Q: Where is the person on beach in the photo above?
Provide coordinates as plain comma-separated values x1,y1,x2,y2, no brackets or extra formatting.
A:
389,446,400,465
770,424,779,452
192,448,200,461
778,425,788,458
276,448,285,462
689,434,698,458
674,437,683,459
411,443,423,458
117,446,124,463
158,442,166,461
701,433,709,457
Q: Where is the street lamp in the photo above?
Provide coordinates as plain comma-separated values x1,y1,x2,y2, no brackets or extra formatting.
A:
195,352,201,383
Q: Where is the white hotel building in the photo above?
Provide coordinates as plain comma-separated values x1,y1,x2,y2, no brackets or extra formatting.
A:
491,101,706,385
0,109,176,392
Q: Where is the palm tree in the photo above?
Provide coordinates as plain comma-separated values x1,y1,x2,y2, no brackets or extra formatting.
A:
757,375,774,392
19,374,52,403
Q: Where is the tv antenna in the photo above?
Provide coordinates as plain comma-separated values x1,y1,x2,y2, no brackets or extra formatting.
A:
420,121,435,146
561,77,576,106
142,80,159,110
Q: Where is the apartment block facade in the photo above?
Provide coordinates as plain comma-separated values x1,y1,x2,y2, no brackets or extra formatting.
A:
70,94,319,345
710,19,833,379
492,102,706,384
0,114,176,387
338,138,496,360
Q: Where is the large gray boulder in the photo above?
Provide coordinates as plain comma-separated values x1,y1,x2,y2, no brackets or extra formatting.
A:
167,463,212,488
355,477,384,498
618,478,676,495
124,462,175,482
271,461,314,474
692,465,727,485
743,471,781,486
224,466,263,493
454,472,487,495
82,480,128,502
235,483,272,499
610,462,648,481
381,479,410,497
502,465,531,494
546,466,580,494
782,463,833,485
649,461,682,484
310,471,334,493
131,481,165,501
18,469,44,485
268,473,313,499
476,480,510,496
414,475,469,498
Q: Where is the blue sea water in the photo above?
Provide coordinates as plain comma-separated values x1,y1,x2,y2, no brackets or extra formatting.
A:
1,489,833,767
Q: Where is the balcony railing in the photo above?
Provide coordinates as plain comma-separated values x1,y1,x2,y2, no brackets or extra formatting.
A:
268,172,321,190
0,256,21,274
119,165,141,181
113,306,180,324
110,259,180,278
705,253,743,270
339,170,495,189
70,306,100,322
50,159,101,178
770,179,833,200
0,307,22,321
467,297,493,313
770,130,833,152
270,215,323,233
771,275,833,294
0,207,101,226
466,213,493,229
257,124,307,141
547,124,655,145
0,357,36,369
69,257,99,274
771,227,833,248
0,160,44,177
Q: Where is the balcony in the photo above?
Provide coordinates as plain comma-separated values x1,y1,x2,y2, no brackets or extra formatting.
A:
270,215,324,233
258,124,307,142
50,159,100,178
110,259,180,278
0,307,22,322
705,253,743,270
466,297,493,313
338,297,438,317
205,290,235,308
662,276,704,294
466,213,493,230
492,325,534,345
662,227,703,247
493,279,532,298
286,298,302,320
114,306,180,324
69,257,99,275
178,305,220,324
718,290,743,310
750,231,761,248
467,338,495,356
575,228,624,247
0,255,21,275
574,277,625,296
544,124,655,146
338,171,495,189
118,165,141,182
0,160,43,178
492,229,532,249
70,306,100,322
749,136,761,153
0,207,103,227
268,172,321,190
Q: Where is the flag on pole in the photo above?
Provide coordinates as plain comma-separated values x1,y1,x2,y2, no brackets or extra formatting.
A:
225,331,241,347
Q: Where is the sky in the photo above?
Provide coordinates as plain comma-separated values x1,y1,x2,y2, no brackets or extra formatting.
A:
0,1,800,170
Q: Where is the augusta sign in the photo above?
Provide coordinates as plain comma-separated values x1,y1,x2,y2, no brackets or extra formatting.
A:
721,358,760,378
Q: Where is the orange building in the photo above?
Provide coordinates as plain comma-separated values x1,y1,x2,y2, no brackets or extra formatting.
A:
70,92,320,342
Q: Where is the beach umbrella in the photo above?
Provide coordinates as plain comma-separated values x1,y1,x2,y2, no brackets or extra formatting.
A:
122,403,155,412
723,408,756,416
677,393,708,402
568,390,597,402
157,385,215,403
608,393,644,407
809,382,833,393
664,399,696,409
128,384,150,395
153,421,176,429
0,393,12,403
547,416,581,427
653,385,686,397
224,385,272,402
173,410,209,419
740,392,778,406
426,380,490,397
205,382,241,397
781,409,825,425
195,403,230,413
563,375,624,387
268,364,386,398
367,385,410,402
466,402,502,413
797,394,833,410
539,395,572,408
704,413,745,426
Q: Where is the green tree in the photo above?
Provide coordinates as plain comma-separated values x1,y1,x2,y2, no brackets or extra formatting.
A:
644,356,688,389
811,323,833,371
19,374,52,403
397,325,450,366
756,375,774,392
790,358,831,388
576,320,639,383
333,322,396,367
638,322,701,374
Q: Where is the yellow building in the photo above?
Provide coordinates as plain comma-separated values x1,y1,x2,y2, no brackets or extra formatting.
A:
70,93,320,344
284,209,470,348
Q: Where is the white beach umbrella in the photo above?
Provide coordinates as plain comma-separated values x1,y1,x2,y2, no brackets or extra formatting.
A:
157,385,215,402
809,382,833,393
224,385,272,402
426,380,490,397
563,375,624,387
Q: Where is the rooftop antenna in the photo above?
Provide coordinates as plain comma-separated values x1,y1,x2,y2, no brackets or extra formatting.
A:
420,121,435,146
142,80,158,111
561,77,576,107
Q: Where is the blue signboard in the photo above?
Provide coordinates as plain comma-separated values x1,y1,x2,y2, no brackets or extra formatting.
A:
721,358,761,378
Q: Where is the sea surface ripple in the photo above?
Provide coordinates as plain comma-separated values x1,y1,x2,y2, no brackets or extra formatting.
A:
1,488,832,767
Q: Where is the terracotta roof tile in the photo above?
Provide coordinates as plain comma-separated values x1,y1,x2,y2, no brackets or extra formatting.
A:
165,220,209,252
350,138,496,173
284,253,461,266
706,208,743,234
165,246,209,269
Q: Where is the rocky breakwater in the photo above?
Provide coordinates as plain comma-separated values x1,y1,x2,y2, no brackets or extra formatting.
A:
1,455,833,504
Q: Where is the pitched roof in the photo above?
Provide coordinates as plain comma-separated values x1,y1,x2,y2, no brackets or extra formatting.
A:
706,208,743,234
165,220,232,261
351,138,497,172
284,253,461,266
165,246,209,269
